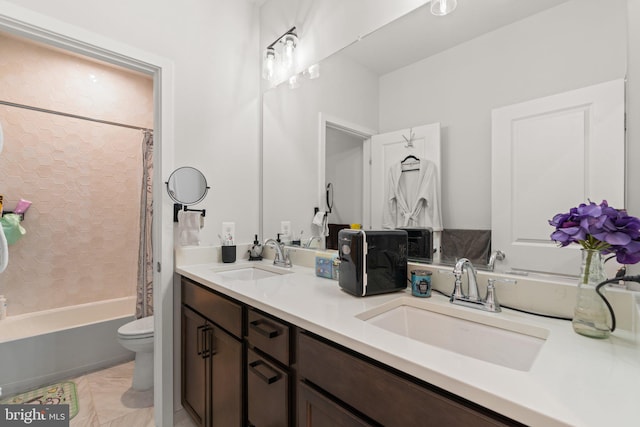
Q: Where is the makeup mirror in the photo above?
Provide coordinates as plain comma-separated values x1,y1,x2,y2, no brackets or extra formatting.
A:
166,166,209,205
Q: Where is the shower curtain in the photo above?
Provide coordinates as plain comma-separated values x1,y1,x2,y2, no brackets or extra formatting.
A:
136,131,153,319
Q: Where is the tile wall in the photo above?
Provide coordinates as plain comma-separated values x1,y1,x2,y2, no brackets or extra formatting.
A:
0,33,153,315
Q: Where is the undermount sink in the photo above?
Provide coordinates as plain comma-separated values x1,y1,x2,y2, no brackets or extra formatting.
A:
212,264,292,281
357,297,548,371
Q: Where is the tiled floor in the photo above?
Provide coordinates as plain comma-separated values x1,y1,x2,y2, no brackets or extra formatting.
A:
70,361,154,427
13,361,198,427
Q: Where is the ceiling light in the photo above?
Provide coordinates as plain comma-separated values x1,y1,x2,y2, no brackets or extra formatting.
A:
431,0,457,16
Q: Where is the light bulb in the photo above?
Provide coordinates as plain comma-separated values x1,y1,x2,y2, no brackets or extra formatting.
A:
306,64,320,79
262,48,276,81
431,0,457,16
288,74,300,89
281,34,297,70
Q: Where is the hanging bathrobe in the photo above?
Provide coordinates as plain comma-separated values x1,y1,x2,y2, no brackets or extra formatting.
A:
382,157,443,231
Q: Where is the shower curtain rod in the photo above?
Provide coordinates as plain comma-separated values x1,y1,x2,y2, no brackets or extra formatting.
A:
0,99,153,133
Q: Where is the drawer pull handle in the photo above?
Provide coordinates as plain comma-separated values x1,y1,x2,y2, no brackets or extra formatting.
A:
196,324,206,356
249,319,281,339
249,359,281,384
202,326,216,359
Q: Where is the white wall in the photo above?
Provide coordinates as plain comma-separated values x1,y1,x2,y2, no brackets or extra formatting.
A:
379,0,627,229
3,0,262,246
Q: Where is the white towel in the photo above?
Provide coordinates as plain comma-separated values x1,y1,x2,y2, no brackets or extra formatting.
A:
178,211,201,246
312,211,329,237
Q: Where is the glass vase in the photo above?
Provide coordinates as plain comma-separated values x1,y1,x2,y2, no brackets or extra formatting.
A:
572,249,610,338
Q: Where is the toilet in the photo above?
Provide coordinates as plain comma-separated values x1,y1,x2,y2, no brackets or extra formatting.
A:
117,315,154,390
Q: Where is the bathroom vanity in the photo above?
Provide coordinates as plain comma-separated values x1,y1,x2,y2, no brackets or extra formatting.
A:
177,258,640,427
180,275,519,426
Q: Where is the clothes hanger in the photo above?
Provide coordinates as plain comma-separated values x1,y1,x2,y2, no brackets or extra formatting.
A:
401,155,420,172
401,154,419,163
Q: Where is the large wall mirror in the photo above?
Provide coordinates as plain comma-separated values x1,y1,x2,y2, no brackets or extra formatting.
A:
262,0,628,273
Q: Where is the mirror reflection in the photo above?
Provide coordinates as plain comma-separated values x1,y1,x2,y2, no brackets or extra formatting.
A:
166,166,209,205
262,0,627,270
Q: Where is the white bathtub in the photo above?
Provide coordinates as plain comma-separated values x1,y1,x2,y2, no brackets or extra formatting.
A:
0,296,136,396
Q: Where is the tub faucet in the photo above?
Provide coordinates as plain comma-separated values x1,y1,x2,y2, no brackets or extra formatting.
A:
264,238,292,268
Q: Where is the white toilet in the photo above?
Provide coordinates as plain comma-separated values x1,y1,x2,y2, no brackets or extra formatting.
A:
117,315,154,390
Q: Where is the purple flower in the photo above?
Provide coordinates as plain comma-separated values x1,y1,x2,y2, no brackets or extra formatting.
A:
549,200,640,265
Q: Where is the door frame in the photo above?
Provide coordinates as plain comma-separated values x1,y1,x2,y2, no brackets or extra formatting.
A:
318,113,376,239
0,3,176,425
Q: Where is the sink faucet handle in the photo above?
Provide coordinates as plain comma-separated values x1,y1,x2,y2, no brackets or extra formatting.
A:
484,278,517,312
447,266,468,300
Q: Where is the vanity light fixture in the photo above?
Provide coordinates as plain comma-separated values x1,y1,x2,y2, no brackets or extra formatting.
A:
262,26,298,83
430,0,457,16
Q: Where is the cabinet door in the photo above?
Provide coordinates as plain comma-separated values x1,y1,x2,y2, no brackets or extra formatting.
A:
210,324,243,427
298,382,374,427
182,306,211,427
247,348,289,427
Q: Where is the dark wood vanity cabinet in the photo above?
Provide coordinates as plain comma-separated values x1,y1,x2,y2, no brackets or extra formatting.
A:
297,331,524,427
180,276,522,427
245,308,295,427
181,278,243,427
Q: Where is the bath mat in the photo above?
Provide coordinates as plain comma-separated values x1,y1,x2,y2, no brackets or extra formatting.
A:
0,381,79,419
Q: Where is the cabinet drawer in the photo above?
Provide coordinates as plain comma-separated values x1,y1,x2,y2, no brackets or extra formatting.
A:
298,382,374,427
298,332,520,427
182,277,242,338
247,308,291,365
247,348,290,427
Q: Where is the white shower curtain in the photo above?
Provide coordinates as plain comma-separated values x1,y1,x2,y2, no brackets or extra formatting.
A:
136,131,153,319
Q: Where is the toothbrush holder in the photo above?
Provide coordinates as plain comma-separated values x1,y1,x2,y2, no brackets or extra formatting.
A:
221,245,236,263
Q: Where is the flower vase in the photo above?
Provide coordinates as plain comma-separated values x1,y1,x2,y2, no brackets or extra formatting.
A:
572,249,610,338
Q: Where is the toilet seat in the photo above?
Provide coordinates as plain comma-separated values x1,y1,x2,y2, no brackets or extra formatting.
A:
118,316,154,339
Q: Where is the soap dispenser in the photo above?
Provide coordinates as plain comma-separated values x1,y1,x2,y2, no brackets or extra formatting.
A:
248,234,263,261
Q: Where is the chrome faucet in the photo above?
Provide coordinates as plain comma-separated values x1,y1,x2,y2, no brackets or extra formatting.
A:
264,238,292,268
452,258,481,302
303,235,321,248
450,258,516,312
487,250,505,271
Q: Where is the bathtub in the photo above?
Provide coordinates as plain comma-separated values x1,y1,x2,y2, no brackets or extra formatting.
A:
0,296,136,396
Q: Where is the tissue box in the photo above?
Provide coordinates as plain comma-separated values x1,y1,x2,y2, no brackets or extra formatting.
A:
315,253,338,280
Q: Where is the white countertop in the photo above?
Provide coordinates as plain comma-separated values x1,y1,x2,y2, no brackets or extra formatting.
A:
176,259,640,427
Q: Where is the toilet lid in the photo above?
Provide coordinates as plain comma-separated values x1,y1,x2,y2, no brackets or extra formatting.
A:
118,315,154,338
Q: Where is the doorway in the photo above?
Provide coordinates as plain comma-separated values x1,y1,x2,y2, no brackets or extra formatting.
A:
0,10,175,426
